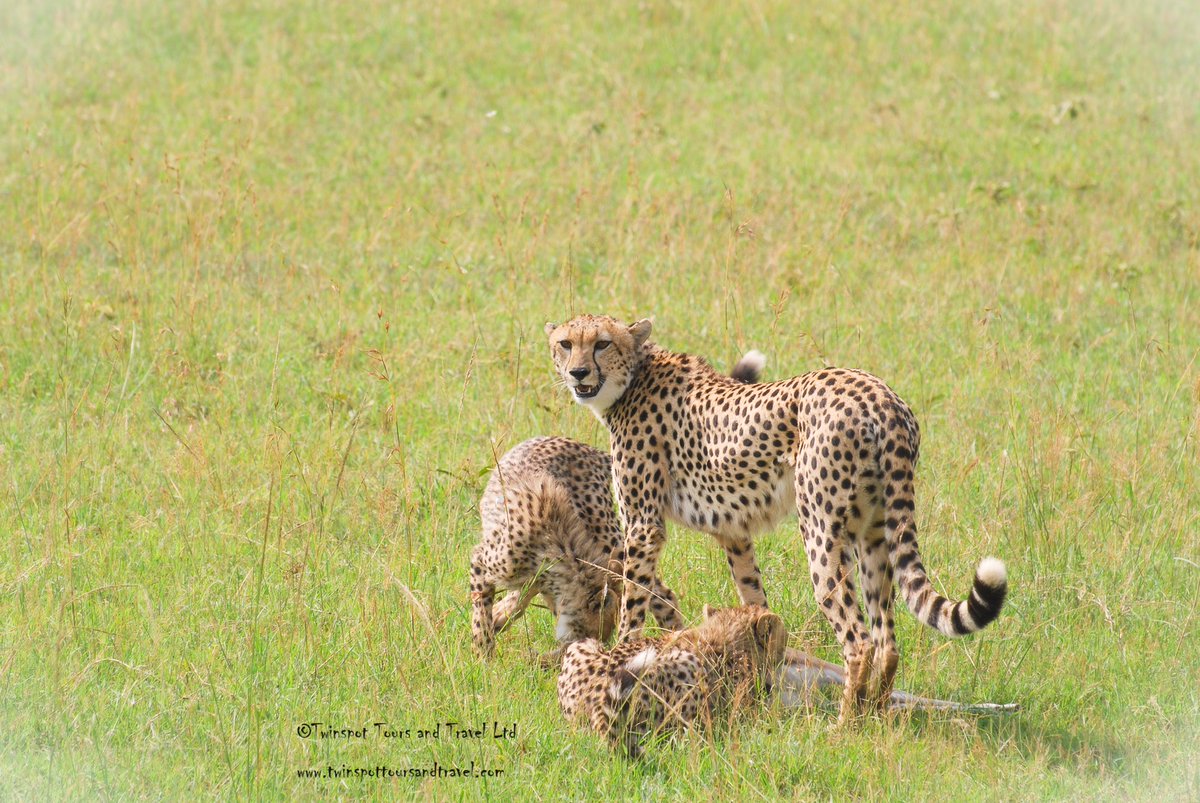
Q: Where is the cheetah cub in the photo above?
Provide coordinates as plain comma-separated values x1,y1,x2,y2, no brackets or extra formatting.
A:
470,354,765,657
557,604,786,758
544,314,1008,722
470,437,627,657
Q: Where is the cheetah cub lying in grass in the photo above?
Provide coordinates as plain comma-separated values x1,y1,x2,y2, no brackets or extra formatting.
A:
558,606,1017,758
544,314,1008,723
558,604,786,758
470,354,765,657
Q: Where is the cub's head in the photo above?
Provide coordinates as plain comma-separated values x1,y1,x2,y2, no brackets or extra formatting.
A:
698,604,788,684
543,314,653,418
592,556,624,640
585,582,620,642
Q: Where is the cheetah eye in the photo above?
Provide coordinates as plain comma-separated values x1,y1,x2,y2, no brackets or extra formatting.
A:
558,340,572,351
594,340,611,352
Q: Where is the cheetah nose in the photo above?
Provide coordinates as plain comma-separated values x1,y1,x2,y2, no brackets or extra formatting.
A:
569,368,590,381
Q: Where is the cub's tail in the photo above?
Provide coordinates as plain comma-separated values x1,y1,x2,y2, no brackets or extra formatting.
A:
603,646,660,758
730,350,767,384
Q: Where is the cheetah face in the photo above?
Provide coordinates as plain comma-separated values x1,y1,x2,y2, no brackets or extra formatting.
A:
544,315,653,418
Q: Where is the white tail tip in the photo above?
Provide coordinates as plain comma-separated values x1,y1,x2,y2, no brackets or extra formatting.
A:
623,646,658,676
977,557,1007,587
739,350,767,373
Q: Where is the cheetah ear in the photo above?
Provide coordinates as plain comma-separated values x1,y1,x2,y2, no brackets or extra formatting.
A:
754,614,784,650
544,322,558,336
702,603,716,620
628,318,653,347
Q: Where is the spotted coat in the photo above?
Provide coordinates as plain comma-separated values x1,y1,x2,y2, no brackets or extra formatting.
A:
470,437,622,657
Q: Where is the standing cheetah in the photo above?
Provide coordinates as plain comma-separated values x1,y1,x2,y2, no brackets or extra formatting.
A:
543,314,1008,722
470,354,765,657
557,604,786,757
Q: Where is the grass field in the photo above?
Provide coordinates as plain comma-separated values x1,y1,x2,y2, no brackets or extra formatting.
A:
2,0,1199,798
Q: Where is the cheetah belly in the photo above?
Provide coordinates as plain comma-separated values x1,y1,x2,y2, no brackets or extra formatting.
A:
747,468,797,536
666,464,795,539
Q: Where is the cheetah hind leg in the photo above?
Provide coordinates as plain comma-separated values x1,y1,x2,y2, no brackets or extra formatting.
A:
857,524,900,712
835,542,875,724
838,643,875,726
873,648,900,713
803,533,872,724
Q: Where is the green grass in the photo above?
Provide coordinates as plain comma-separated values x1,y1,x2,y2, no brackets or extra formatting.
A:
2,0,1199,798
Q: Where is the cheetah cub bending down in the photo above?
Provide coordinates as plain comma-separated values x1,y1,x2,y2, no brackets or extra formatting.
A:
558,604,786,757
544,314,1008,722
470,437,640,657
470,355,765,657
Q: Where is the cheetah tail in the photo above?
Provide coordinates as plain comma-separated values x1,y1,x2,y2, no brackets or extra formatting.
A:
889,516,1008,638
606,646,657,712
729,350,766,384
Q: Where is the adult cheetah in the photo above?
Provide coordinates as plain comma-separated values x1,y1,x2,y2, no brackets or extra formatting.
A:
558,604,786,757
470,354,765,657
543,314,1008,721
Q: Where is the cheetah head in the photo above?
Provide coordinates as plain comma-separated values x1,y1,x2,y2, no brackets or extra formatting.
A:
543,314,653,418
581,558,623,641
699,604,788,689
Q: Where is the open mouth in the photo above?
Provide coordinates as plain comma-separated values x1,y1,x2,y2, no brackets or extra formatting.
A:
572,380,603,399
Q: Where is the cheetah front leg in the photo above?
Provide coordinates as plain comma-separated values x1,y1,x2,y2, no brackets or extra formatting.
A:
612,446,670,641
618,519,668,641
648,577,684,630
491,585,538,634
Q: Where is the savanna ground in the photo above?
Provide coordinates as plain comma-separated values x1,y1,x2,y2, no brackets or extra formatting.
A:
2,0,1199,799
